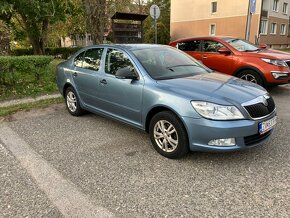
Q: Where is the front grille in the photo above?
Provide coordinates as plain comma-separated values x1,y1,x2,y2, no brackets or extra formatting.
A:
244,97,275,118
244,130,272,146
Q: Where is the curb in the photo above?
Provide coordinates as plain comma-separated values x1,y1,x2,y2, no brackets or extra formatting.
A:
0,94,62,108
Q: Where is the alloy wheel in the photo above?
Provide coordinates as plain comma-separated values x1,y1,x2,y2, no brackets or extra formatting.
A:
66,91,77,112
153,120,178,153
240,74,258,83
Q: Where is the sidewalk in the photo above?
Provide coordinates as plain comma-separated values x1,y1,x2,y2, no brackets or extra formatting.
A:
0,93,62,108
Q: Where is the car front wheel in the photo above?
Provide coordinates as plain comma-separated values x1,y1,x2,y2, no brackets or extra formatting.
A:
149,111,189,159
65,87,85,116
237,70,264,86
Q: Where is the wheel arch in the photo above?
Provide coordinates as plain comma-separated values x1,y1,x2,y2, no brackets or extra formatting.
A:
145,105,187,134
233,66,267,86
63,83,74,96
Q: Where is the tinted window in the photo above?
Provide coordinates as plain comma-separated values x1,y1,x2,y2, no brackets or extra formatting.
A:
132,47,210,80
105,49,135,75
202,40,224,52
74,51,85,67
177,40,201,51
83,48,103,71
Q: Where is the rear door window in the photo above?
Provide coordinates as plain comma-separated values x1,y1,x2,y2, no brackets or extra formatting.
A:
177,40,201,52
82,48,104,71
74,51,85,68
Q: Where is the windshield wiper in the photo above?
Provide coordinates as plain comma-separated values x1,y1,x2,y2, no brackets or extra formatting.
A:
167,64,198,68
166,64,202,71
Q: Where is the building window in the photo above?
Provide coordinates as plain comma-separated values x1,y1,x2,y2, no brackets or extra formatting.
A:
270,23,277,34
260,20,268,35
209,24,216,35
283,2,288,14
281,24,286,35
211,2,217,13
273,0,279,12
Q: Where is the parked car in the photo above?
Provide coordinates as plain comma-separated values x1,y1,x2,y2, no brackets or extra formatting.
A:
56,44,277,159
169,36,290,87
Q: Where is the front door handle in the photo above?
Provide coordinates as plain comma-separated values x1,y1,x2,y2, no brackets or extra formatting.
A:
100,79,107,85
72,72,78,77
202,55,208,59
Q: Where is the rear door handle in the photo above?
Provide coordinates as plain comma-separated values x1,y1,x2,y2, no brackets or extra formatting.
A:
202,55,208,59
100,79,107,85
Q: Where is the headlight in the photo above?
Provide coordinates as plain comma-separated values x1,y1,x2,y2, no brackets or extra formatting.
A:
261,58,288,67
191,101,244,120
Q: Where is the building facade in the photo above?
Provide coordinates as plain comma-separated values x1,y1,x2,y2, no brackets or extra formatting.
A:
171,0,290,48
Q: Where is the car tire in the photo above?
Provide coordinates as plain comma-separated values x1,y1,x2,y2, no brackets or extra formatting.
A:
149,111,189,159
237,70,264,86
65,87,85,116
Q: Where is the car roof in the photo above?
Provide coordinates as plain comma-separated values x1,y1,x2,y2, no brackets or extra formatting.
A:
170,36,236,43
84,44,169,51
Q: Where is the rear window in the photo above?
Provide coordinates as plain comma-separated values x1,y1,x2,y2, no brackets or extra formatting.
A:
177,40,201,52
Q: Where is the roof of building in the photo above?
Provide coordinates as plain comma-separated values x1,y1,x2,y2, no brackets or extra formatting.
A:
111,12,148,21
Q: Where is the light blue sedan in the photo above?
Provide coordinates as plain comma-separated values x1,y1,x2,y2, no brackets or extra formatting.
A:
56,44,277,158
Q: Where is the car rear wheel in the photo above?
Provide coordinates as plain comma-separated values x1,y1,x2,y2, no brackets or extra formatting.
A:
237,70,264,86
149,111,189,159
65,87,85,116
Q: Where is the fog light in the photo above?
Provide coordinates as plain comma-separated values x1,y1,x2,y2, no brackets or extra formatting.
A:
271,71,289,79
208,138,236,146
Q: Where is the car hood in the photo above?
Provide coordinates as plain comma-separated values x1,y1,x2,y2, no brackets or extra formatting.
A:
156,72,267,106
243,49,290,60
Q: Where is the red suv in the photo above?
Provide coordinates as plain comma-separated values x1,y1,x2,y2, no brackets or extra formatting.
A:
170,36,290,87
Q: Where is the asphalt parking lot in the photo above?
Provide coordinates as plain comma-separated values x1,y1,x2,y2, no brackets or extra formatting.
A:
0,84,290,217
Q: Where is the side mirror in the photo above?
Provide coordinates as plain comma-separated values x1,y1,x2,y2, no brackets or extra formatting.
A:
115,67,138,80
218,47,231,55
259,43,267,49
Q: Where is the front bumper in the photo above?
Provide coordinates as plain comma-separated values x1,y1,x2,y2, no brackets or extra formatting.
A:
182,112,276,152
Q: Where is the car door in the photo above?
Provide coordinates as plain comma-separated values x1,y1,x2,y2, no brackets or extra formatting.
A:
200,40,234,74
71,47,104,107
97,48,144,126
177,40,203,61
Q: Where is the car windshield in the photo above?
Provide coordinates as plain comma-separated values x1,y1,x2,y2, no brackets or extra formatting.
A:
132,47,210,80
223,38,259,52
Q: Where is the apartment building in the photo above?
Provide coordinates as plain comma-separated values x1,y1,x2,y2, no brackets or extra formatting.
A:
171,0,290,48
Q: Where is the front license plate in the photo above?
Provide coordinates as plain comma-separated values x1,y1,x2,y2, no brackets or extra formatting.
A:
259,116,277,135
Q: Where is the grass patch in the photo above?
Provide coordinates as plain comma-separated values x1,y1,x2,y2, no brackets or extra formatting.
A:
0,59,65,101
0,97,64,117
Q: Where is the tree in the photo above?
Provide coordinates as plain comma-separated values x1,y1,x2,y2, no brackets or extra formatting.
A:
0,0,76,54
81,0,145,44
0,21,10,55
144,0,170,44
81,0,107,44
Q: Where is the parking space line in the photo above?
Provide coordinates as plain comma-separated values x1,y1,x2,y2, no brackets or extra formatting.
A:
0,125,114,218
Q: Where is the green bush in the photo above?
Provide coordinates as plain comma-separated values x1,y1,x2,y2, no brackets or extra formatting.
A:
0,56,60,100
12,47,82,59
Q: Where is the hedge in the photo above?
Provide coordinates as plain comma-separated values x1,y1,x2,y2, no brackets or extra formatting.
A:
0,56,53,87
12,47,82,59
